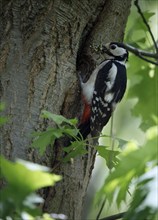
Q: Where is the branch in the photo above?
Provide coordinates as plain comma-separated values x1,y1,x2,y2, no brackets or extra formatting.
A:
131,55,158,66
99,212,126,220
134,0,158,54
96,197,106,220
124,44,158,65
124,44,158,59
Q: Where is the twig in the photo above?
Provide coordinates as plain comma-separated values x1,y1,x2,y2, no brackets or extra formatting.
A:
124,44,158,65
109,114,115,171
124,44,158,59
124,0,158,65
99,212,126,220
134,55,158,65
96,197,107,220
134,0,158,53
96,114,115,220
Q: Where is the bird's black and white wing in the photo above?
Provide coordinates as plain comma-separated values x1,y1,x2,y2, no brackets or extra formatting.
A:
90,60,127,135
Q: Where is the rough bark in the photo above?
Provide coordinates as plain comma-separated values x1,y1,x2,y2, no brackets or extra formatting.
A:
0,0,132,219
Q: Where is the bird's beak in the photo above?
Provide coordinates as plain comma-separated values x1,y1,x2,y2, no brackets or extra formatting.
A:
101,43,110,54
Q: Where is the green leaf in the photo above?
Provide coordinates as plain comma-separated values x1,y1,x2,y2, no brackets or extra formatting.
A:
63,141,88,162
124,167,158,220
62,127,79,137
143,11,155,22
0,157,62,195
32,126,67,155
116,138,129,149
136,37,146,43
96,146,120,169
32,129,57,155
32,112,79,155
41,110,78,126
116,181,129,207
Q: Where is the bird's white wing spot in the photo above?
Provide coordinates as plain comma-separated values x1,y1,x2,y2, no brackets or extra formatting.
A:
92,106,97,112
93,100,96,104
94,91,97,95
91,117,95,122
95,97,99,101
99,97,108,107
104,93,114,102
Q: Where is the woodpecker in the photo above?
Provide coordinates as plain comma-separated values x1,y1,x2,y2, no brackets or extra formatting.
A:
78,42,128,139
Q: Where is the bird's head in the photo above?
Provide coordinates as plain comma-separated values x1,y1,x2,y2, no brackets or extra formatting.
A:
102,42,128,62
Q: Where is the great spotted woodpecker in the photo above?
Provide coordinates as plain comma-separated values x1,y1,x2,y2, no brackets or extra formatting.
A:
78,42,128,139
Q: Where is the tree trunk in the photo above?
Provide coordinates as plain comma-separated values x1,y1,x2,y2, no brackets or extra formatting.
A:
0,0,132,219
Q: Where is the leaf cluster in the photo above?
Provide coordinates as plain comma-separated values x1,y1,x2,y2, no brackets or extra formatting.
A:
0,156,61,219
32,111,122,166
32,110,79,155
126,10,155,49
96,126,157,219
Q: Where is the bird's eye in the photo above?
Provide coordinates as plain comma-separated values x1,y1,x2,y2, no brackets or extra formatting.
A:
110,45,116,50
